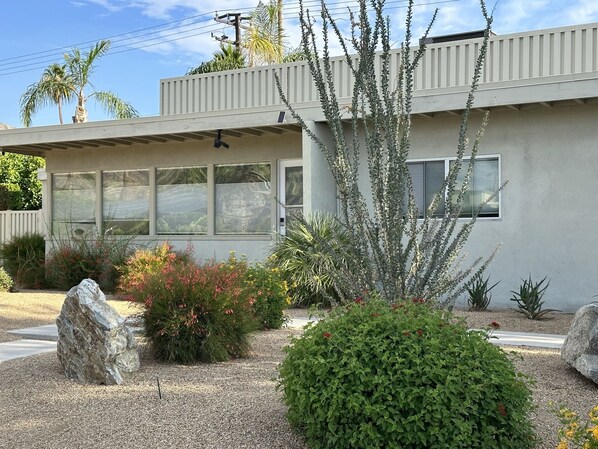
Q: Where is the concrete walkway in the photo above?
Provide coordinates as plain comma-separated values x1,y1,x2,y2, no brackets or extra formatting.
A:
0,320,566,364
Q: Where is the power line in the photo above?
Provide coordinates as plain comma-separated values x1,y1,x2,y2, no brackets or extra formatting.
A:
0,0,460,77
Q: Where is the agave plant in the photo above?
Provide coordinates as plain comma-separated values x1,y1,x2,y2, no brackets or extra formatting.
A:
466,275,499,311
510,275,556,320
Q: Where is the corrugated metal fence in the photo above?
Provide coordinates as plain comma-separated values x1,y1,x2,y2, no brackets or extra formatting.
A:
0,210,44,244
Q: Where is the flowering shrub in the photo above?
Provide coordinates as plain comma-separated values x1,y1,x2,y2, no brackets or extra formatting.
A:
118,242,192,292
278,298,536,449
46,230,135,292
220,253,289,330
119,249,256,363
555,405,598,449
242,261,290,329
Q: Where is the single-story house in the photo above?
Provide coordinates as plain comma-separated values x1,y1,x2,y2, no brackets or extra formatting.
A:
1,22,597,311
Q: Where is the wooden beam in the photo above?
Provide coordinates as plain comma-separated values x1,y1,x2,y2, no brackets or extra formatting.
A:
140,135,168,143
238,128,262,136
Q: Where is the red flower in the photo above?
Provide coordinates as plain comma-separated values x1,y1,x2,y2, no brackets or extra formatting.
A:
412,297,426,304
416,329,424,337
490,321,500,329
354,297,364,304
497,402,507,416
322,332,332,339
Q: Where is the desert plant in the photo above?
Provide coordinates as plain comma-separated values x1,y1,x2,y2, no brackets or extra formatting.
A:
0,233,46,288
278,298,536,449
120,251,256,364
117,242,192,294
0,267,14,291
466,275,499,311
243,261,290,329
275,0,498,306
269,213,352,307
510,275,555,320
46,229,136,292
554,405,598,449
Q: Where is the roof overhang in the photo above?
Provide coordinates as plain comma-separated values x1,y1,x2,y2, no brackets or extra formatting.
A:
0,108,304,156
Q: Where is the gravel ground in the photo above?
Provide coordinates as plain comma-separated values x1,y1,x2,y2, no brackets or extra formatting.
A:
0,293,597,448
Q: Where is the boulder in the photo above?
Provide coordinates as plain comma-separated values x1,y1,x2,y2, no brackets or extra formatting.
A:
561,303,598,384
56,279,139,385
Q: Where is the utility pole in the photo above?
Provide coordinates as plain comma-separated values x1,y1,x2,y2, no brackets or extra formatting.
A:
213,12,250,51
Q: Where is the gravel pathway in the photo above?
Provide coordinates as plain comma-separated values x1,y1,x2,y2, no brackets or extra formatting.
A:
1,293,597,448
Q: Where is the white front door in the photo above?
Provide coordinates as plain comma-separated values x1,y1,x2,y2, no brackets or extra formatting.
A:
278,159,303,235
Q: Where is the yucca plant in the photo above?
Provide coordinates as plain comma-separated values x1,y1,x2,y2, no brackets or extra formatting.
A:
270,213,352,307
466,275,499,311
510,275,555,319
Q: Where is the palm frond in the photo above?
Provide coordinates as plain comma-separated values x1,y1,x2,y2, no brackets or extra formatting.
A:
90,91,140,119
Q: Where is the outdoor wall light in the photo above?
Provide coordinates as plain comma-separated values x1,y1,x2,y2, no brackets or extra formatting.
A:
214,129,229,149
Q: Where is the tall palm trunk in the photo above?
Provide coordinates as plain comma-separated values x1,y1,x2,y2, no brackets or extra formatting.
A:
277,0,283,55
58,101,64,124
74,91,88,123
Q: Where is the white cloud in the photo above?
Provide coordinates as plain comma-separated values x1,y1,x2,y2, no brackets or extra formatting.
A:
565,0,598,23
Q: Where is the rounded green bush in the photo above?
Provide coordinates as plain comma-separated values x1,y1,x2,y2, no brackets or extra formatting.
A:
278,299,536,449
0,233,45,288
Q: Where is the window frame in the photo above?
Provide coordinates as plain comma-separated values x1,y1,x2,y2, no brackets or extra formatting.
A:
406,154,502,220
50,161,275,240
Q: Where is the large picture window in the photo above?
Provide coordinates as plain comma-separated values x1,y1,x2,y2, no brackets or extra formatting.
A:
103,170,150,235
407,157,499,218
215,163,271,234
52,172,96,235
157,166,208,235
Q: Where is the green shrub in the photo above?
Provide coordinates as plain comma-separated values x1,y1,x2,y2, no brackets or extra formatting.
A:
0,233,46,288
0,183,23,210
46,230,135,293
278,298,536,449
244,260,290,329
510,275,555,320
0,267,14,291
466,275,499,311
119,249,256,364
270,213,352,307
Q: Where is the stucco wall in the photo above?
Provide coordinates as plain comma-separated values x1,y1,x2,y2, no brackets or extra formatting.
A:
346,103,598,311
305,103,597,311
45,132,302,262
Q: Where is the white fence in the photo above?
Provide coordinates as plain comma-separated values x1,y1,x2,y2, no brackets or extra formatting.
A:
0,210,44,244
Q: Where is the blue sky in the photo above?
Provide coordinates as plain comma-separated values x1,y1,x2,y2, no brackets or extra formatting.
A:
1,0,597,128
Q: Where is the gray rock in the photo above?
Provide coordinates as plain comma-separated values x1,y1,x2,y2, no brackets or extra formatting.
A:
56,279,139,385
561,303,598,384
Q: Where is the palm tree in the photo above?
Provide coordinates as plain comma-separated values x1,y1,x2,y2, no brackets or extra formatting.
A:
20,40,139,126
20,63,73,127
186,44,246,75
244,0,284,66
